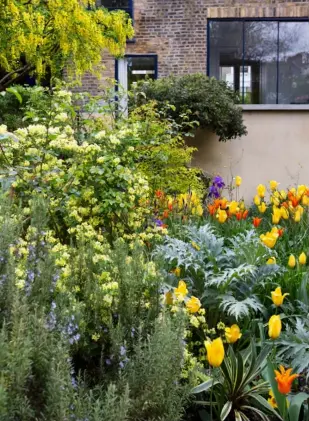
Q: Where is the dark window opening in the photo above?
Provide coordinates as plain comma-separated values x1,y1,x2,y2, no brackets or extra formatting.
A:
97,0,133,18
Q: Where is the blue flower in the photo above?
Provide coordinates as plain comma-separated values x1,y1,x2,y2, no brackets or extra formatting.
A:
213,176,225,188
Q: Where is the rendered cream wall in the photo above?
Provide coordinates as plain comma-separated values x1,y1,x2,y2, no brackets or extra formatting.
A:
188,111,309,199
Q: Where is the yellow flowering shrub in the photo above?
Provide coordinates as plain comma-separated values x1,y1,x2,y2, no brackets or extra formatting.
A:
0,0,134,89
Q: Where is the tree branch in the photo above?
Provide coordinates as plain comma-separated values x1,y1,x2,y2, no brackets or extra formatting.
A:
0,64,33,90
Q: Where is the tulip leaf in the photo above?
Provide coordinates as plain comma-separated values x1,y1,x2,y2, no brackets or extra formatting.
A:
248,393,283,420
288,392,309,421
191,379,219,394
220,401,232,421
266,359,286,417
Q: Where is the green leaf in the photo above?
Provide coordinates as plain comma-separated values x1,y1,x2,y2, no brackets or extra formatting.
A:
221,401,232,421
6,87,23,104
288,392,309,421
248,393,283,420
266,359,286,418
191,379,219,394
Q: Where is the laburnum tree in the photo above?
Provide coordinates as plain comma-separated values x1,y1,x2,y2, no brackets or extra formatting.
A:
0,0,134,90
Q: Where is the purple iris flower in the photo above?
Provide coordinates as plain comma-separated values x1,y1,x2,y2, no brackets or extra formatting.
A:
209,185,220,198
212,176,225,189
154,219,164,227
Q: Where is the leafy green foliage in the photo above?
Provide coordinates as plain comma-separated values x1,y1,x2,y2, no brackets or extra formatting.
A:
0,196,191,420
156,223,281,322
131,74,247,141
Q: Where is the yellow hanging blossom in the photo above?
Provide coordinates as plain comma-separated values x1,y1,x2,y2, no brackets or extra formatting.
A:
268,315,282,339
205,338,225,367
267,257,276,265
225,324,242,344
271,287,289,307
299,252,307,265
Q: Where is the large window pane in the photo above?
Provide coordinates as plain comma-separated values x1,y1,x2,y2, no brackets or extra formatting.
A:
244,22,278,104
278,22,309,104
209,21,244,100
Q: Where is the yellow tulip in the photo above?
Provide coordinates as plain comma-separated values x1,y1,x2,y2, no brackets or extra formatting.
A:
294,210,301,222
225,324,242,344
257,184,266,198
270,180,279,191
268,315,282,339
272,207,281,224
267,257,276,265
280,190,287,200
258,202,267,213
228,201,239,215
254,195,261,206
299,252,307,265
216,208,227,224
186,296,201,313
165,291,174,305
288,254,296,268
271,287,289,307
280,207,289,220
271,196,280,207
205,337,225,367
196,204,203,216
260,231,279,248
174,280,188,301
297,184,307,198
235,176,242,187
302,195,309,206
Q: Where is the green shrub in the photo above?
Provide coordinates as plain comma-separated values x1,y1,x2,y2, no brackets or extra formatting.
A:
131,73,247,141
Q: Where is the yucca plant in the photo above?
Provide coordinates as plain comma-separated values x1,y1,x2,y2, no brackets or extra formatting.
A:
192,341,281,421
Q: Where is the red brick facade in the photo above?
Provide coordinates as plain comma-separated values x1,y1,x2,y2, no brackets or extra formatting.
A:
81,0,309,94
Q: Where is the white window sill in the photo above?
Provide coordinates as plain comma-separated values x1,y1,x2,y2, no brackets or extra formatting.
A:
241,104,309,111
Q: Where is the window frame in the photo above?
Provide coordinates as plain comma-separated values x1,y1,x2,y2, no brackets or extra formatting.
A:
98,0,134,20
115,54,158,88
207,17,309,107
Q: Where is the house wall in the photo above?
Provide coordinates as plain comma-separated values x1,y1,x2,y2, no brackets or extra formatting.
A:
187,110,309,199
80,0,309,95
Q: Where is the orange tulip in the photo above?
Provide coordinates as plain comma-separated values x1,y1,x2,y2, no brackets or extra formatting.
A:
236,211,242,221
277,228,284,237
253,217,262,227
242,209,249,219
163,210,169,219
208,204,216,216
275,366,299,394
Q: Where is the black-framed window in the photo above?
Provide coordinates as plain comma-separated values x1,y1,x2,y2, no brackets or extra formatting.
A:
97,0,133,18
208,20,309,105
116,55,158,91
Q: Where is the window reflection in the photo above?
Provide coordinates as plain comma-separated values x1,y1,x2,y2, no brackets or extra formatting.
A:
208,20,309,105
279,22,309,104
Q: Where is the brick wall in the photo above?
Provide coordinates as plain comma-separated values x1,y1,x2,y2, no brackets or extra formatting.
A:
80,0,309,93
